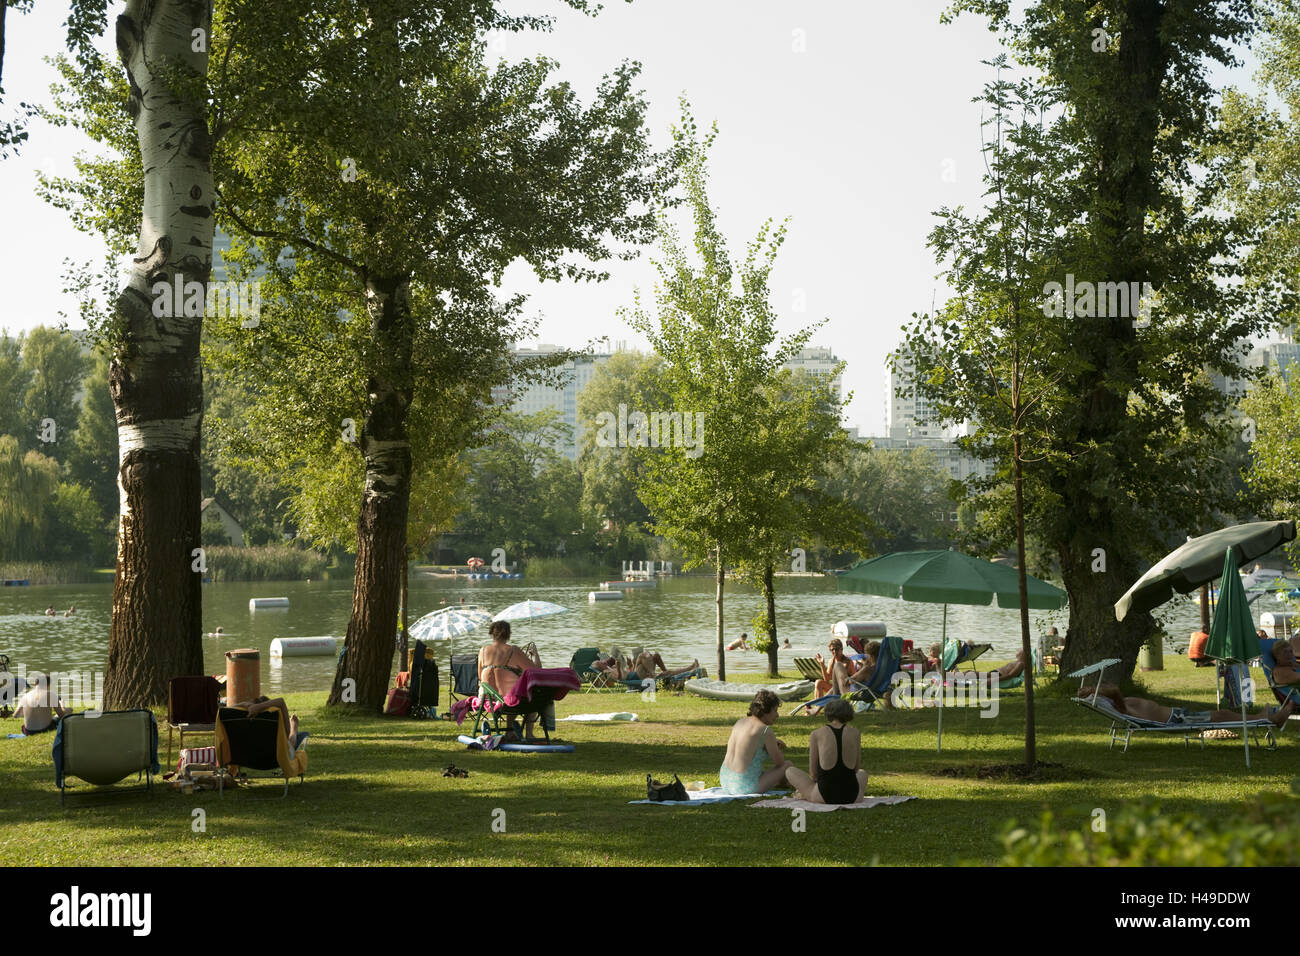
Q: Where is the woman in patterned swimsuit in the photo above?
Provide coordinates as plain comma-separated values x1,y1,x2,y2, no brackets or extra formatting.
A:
719,689,794,795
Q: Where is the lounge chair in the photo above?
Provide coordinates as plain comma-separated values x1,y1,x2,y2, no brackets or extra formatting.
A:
793,657,824,682
790,636,904,716
943,639,993,674
1259,639,1300,708
53,709,160,807
213,704,307,797
570,647,612,692
1069,658,1278,753
166,675,220,767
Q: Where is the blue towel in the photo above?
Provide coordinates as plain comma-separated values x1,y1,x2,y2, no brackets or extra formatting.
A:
630,788,791,805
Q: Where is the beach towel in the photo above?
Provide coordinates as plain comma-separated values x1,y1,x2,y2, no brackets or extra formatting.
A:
558,712,638,722
629,787,792,805
749,795,916,812
6,733,25,739
505,667,581,707
449,695,501,726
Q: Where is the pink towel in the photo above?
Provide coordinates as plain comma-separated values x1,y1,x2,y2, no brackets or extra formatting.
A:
450,695,501,726
505,668,581,707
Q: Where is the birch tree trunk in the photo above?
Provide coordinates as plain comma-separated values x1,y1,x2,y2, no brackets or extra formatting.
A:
329,274,414,710
103,0,213,709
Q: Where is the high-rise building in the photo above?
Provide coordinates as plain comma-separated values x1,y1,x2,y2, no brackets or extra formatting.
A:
500,344,616,460
887,348,946,439
785,346,843,402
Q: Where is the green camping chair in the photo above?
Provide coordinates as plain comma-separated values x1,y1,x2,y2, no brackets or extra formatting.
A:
53,709,159,807
569,647,607,692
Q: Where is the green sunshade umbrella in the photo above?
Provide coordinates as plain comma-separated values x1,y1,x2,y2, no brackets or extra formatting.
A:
1205,548,1263,768
839,550,1067,750
1114,520,1296,621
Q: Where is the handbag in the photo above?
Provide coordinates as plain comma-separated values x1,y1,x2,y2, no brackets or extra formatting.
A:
646,773,688,802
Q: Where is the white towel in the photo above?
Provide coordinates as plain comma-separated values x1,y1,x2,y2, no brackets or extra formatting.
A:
749,795,916,811
558,712,639,722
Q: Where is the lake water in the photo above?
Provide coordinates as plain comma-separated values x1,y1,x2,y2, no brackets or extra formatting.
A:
0,572,1226,694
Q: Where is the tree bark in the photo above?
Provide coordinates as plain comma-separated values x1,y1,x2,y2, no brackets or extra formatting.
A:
328,274,413,711
1055,0,1166,679
103,0,213,710
716,546,725,681
764,562,778,678
1013,423,1035,769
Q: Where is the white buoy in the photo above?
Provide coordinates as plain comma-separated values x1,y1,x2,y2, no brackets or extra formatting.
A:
270,636,337,657
249,597,290,610
589,590,623,602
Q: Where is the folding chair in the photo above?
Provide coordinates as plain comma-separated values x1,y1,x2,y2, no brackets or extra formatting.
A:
53,710,159,807
166,675,220,767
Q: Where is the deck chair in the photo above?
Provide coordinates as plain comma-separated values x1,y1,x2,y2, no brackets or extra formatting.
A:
458,668,581,743
214,704,307,797
407,640,439,718
1216,661,1251,710
943,639,993,673
166,675,220,767
53,709,159,807
570,647,610,691
793,657,824,682
1070,658,1278,753
791,637,904,716
1259,639,1300,708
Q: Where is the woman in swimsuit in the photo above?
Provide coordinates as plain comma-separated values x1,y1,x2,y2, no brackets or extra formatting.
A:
719,689,793,795
477,620,545,741
785,698,868,804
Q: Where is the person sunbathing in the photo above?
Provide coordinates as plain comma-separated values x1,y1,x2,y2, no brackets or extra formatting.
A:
13,678,68,735
952,650,1028,689
719,689,793,795
785,698,869,804
1272,641,1300,687
814,639,855,697
247,696,308,756
1079,682,1295,727
626,651,699,682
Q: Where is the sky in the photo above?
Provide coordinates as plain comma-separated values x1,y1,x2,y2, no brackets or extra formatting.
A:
0,1,1261,435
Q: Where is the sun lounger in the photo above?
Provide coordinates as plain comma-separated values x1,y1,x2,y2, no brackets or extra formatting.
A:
943,639,993,673
793,657,824,682
1071,694,1278,752
53,709,160,807
1259,639,1300,709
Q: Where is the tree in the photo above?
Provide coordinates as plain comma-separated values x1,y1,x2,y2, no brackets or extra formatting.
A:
628,112,820,681
822,444,954,557
66,350,118,527
733,369,865,677
900,63,1069,767
20,325,87,457
936,0,1269,678
0,436,60,560
0,331,29,440
207,0,668,711
576,350,666,545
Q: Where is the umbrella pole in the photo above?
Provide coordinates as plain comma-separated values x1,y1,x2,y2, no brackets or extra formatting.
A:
938,604,948,753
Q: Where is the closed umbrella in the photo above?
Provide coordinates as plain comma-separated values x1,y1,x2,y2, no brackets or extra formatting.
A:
1205,548,1263,767
839,550,1067,750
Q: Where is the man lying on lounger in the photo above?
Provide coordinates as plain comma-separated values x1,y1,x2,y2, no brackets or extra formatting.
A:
1079,682,1295,728
950,650,1028,689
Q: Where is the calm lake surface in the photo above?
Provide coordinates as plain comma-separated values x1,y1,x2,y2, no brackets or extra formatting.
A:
0,572,1227,694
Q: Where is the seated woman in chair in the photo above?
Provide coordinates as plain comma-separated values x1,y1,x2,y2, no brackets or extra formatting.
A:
785,698,869,804
478,620,546,741
247,697,308,756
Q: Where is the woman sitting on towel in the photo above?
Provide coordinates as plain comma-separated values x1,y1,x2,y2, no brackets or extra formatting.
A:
785,698,869,805
719,689,793,795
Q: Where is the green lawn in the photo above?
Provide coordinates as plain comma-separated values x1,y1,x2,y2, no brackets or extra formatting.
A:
0,658,1292,866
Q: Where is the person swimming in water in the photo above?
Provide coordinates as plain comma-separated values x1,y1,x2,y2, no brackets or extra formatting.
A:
44,606,56,617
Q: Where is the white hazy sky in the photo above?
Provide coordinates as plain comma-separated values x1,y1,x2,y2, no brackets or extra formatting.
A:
0,1,1257,434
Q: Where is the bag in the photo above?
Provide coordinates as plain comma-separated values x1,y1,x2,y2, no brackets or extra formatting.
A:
646,773,688,802
385,687,411,717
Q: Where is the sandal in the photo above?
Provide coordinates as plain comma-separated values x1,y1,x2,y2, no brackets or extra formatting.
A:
442,764,469,778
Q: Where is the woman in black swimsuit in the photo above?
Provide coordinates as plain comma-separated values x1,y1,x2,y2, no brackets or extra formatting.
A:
785,698,868,804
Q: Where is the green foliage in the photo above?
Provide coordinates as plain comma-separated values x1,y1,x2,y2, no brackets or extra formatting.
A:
823,444,953,557
0,331,29,441
994,796,1300,867
66,350,117,523
0,437,60,560
201,515,232,548
0,560,94,585
204,545,327,582
18,326,86,457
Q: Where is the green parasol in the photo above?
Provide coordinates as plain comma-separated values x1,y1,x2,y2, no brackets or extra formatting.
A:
1205,548,1263,767
839,550,1066,750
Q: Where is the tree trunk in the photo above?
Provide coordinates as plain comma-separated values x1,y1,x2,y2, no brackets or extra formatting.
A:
328,274,414,711
399,557,409,672
1013,426,1035,769
716,547,725,681
102,0,213,710
764,562,778,678
1054,0,1166,678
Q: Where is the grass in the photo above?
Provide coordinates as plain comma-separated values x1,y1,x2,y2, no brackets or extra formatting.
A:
0,657,1294,866
0,561,94,585
204,545,328,582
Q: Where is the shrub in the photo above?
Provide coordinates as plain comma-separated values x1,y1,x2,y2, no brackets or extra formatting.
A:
205,545,327,582
988,794,1300,866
